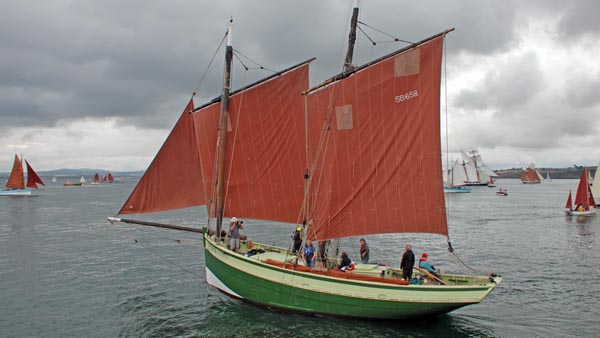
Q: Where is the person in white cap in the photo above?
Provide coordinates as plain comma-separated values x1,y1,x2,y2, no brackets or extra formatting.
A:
229,217,244,252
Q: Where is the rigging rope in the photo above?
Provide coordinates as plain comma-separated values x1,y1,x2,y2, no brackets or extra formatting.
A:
110,222,203,279
192,32,228,96
357,21,414,45
232,48,277,73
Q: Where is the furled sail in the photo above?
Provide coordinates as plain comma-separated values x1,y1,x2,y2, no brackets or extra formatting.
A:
25,160,45,188
118,100,207,214
193,62,310,224
305,34,448,241
6,155,25,190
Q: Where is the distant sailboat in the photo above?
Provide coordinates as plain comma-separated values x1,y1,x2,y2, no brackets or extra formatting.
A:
64,175,85,187
496,188,508,196
444,158,471,193
521,163,541,184
565,168,596,216
487,176,496,188
52,177,57,183
591,161,600,207
545,172,552,182
459,149,497,185
0,154,45,196
91,173,102,185
106,173,115,183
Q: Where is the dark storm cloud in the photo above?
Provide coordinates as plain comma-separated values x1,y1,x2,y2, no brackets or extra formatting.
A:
454,51,544,111
0,0,558,132
557,0,600,41
563,72,600,109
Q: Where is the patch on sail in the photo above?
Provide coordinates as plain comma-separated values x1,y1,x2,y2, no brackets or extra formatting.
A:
335,104,353,130
394,48,420,77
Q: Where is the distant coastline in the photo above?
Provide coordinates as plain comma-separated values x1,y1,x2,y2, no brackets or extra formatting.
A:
1,166,595,180
495,166,596,179
0,168,144,178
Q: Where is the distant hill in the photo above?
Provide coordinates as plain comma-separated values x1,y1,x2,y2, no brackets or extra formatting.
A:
495,166,597,179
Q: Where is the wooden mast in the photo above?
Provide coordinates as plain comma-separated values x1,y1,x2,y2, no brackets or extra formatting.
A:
344,0,360,72
215,19,234,238
320,0,361,260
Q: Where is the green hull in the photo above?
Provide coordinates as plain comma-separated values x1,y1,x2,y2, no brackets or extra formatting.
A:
204,235,501,319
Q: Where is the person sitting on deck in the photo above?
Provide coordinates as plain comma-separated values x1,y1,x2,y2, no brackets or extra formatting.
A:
418,253,440,279
338,251,354,271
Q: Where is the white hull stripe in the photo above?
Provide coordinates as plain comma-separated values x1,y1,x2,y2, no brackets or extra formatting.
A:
205,267,243,299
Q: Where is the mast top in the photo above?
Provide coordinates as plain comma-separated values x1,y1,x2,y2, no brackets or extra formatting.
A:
226,18,233,47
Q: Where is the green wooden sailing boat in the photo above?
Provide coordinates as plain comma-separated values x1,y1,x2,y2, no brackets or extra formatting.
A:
110,1,501,319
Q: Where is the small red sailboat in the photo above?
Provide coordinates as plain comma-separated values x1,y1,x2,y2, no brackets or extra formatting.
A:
521,164,542,184
565,168,596,216
1,154,45,196
91,173,103,185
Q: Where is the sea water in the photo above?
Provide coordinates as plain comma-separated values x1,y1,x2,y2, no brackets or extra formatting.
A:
0,178,598,337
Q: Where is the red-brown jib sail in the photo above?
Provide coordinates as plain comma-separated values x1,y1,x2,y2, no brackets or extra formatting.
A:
25,160,45,189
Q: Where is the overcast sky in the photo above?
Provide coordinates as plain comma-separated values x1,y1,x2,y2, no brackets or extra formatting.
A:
2,0,599,172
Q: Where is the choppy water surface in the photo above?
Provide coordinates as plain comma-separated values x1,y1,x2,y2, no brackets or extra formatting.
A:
1,178,598,337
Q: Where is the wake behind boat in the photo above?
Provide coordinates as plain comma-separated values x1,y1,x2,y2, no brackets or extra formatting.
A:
109,1,500,319
0,154,45,196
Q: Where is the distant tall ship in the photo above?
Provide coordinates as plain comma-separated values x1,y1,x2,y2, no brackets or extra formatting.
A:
520,163,543,184
0,154,45,196
447,149,497,186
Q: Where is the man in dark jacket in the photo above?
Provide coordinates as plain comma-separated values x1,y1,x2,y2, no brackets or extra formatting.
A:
400,244,415,280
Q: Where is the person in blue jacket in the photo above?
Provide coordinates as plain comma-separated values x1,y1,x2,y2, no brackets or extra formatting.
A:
302,240,316,267
418,252,440,278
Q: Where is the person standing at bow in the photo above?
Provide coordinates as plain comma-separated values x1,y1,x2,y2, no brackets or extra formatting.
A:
359,238,370,264
400,244,415,280
229,217,244,252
